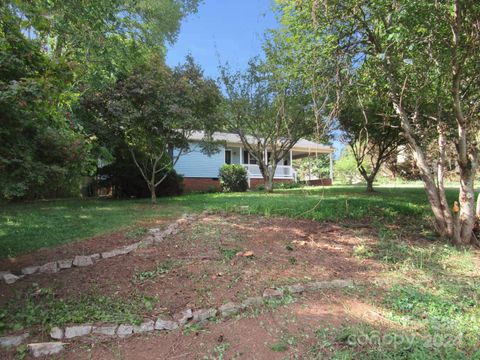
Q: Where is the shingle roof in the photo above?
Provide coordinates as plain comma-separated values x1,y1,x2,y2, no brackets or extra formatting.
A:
188,131,334,153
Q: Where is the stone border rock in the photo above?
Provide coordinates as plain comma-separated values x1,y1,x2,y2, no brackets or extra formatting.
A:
0,277,357,357
0,214,198,285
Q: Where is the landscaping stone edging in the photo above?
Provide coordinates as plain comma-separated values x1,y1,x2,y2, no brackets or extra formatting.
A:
0,214,198,285
45,278,356,341
0,277,358,357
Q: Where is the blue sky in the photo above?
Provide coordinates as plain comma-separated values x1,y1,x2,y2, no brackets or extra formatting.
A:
166,1,343,157
166,0,277,79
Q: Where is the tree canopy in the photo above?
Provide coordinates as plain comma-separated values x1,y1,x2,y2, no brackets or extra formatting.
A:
0,0,201,200
81,55,222,203
221,57,314,192
0,5,93,199
274,0,480,245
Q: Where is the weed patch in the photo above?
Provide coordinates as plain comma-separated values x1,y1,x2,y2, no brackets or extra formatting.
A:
219,247,242,261
0,287,156,335
134,261,176,282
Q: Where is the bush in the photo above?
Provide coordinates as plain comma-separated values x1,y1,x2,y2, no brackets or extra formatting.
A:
219,164,248,192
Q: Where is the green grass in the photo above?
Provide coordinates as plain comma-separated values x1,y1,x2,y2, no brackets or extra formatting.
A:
1,184,479,356
0,287,158,335
0,198,188,257
0,185,464,258
310,322,479,359
310,226,480,359
219,247,243,261
270,341,289,352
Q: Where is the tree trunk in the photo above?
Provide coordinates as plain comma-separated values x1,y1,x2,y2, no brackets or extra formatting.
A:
259,161,275,193
264,177,274,193
358,165,377,194
389,96,454,239
366,179,374,193
476,192,480,219
455,161,476,245
150,184,157,204
448,0,477,245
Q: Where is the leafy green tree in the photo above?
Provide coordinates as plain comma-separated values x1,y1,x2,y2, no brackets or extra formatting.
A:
0,5,93,199
9,0,200,90
338,65,404,192
267,4,343,141
1,0,199,200
334,148,360,185
275,0,480,245
81,55,221,203
221,58,314,192
294,156,330,182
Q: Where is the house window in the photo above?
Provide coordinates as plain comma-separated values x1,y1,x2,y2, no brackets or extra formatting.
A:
243,150,257,165
225,150,232,164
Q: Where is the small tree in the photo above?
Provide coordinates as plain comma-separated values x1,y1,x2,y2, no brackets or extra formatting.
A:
338,70,404,192
82,55,221,203
221,59,313,192
334,148,361,185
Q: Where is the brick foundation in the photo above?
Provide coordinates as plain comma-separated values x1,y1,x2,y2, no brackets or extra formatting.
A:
183,178,220,192
249,178,293,189
183,177,332,192
302,178,332,186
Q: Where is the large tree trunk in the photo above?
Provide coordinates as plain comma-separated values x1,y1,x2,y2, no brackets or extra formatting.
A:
388,90,476,245
450,2,477,245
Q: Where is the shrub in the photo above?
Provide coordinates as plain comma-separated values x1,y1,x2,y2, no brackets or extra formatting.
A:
219,164,248,192
206,185,218,193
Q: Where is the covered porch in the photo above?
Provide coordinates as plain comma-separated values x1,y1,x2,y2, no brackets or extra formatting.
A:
223,142,334,186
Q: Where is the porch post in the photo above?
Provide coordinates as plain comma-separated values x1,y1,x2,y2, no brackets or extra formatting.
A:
329,151,333,181
240,146,243,164
289,150,293,180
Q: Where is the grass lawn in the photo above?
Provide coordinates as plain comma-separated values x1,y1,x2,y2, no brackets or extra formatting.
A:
0,185,462,258
1,184,479,359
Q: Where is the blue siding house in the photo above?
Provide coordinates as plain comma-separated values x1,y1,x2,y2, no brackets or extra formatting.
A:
174,132,334,191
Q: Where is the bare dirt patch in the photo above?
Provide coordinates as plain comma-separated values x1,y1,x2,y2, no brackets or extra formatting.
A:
1,214,383,308
0,213,388,359
54,291,386,360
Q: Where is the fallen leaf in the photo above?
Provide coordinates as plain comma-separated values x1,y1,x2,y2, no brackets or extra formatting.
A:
243,251,254,257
